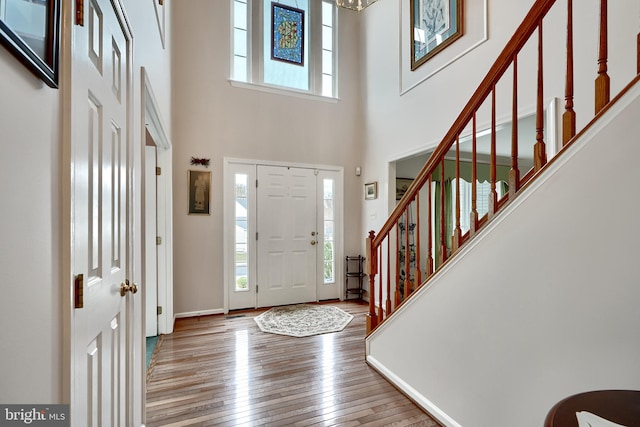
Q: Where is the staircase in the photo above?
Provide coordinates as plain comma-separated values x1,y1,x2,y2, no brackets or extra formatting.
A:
364,1,640,426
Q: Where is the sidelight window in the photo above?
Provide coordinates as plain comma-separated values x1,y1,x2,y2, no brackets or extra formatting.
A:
323,178,335,284
234,173,249,291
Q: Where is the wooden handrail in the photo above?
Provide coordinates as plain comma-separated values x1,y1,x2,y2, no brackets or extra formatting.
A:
366,0,639,334
371,0,556,249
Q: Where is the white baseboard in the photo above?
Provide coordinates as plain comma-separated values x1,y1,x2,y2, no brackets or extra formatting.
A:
175,308,224,318
366,355,463,427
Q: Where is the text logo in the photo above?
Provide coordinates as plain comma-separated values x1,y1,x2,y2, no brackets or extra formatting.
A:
0,405,69,426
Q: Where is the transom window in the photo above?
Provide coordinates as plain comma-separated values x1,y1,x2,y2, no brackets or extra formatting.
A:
232,0,337,98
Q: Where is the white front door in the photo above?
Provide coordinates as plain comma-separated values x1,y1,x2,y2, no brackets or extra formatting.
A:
70,0,135,425
256,166,318,307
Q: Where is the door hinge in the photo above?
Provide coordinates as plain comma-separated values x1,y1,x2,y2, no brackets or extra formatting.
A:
256,179,258,188
74,274,84,309
156,236,162,245
156,166,161,176
157,306,163,315
256,285,258,293
255,232,258,241
75,0,84,26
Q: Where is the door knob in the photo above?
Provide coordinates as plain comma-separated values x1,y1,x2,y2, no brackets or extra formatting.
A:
311,240,317,245
311,231,316,236
120,279,138,296
120,280,130,296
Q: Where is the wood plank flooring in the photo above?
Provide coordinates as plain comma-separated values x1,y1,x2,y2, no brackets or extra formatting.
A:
146,301,440,426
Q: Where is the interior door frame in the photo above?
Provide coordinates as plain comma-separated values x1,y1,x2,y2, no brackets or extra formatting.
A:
142,67,174,336
144,144,158,337
223,158,344,312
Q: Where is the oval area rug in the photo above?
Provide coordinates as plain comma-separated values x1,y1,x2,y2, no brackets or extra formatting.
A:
254,304,354,337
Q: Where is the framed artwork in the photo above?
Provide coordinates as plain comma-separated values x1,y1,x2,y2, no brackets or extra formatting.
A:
0,0,60,87
396,178,414,200
410,0,463,70
364,182,377,200
188,170,211,215
271,2,304,66
153,0,166,48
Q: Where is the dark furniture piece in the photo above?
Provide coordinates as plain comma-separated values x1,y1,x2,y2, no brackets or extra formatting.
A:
545,390,640,427
345,255,365,301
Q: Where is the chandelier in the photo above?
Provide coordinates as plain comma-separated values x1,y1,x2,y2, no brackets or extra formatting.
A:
335,0,379,12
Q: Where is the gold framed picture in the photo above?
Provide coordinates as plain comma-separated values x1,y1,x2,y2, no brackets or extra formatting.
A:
188,170,211,215
410,0,464,70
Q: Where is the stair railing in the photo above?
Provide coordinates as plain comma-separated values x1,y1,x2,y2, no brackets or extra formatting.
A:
366,0,640,334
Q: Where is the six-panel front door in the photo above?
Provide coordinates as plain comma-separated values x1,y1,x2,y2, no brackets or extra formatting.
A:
257,166,318,307
71,0,133,425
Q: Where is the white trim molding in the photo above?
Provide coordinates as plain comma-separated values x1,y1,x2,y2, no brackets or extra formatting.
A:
366,355,463,427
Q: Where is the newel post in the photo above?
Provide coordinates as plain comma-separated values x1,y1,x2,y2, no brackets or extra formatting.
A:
366,231,379,333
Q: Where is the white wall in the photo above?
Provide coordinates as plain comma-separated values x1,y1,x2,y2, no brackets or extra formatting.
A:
0,46,61,403
367,82,640,427
171,1,364,315
0,0,172,409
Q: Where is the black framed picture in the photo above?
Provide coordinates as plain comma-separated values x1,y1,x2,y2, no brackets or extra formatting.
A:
271,2,304,66
0,0,60,87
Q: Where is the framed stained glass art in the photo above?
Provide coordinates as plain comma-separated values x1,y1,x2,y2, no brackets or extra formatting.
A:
271,2,304,66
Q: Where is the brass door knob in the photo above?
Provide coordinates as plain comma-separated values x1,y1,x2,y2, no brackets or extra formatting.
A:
120,279,138,296
120,280,131,297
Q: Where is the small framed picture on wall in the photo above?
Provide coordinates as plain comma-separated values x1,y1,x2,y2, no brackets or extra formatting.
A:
188,170,211,215
364,182,378,200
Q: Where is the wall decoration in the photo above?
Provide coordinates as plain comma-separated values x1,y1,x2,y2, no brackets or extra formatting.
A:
153,0,166,48
188,170,211,215
401,0,486,94
271,2,304,66
190,157,210,167
396,177,414,201
0,0,60,87
410,0,463,70
364,182,377,200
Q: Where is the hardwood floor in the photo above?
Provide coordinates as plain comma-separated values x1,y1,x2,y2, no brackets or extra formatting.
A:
146,301,440,427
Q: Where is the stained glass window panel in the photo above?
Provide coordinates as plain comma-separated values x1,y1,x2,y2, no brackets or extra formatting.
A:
263,0,309,91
